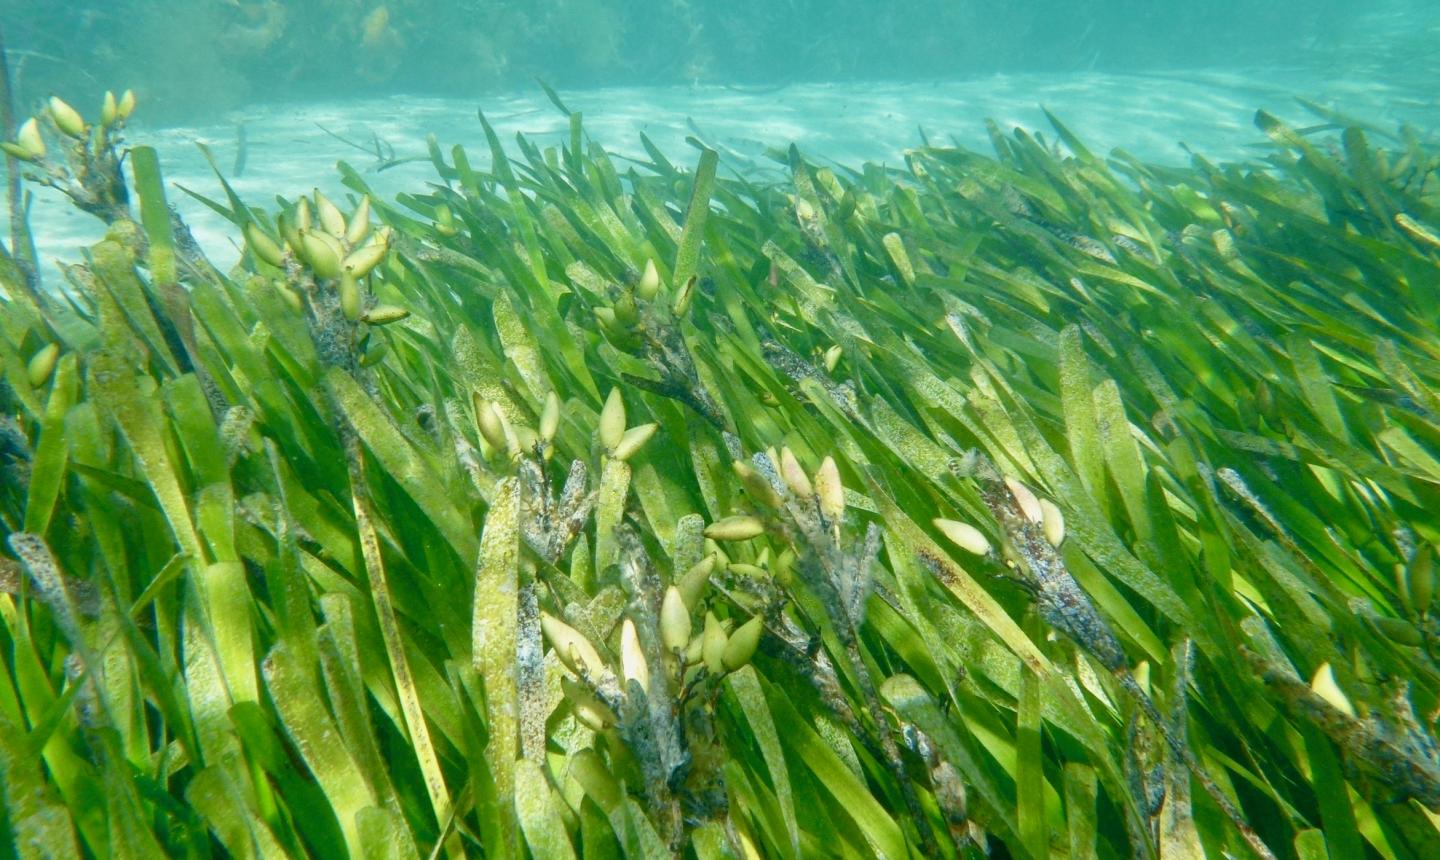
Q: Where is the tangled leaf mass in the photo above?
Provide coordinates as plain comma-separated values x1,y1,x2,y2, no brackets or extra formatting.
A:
2,91,1440,858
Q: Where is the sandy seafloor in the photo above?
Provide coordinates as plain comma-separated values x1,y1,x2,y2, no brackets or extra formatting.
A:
5,68,1439,283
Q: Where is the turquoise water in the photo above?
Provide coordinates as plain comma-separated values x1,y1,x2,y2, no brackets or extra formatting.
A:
3,1,1439,279
2,1,1435,122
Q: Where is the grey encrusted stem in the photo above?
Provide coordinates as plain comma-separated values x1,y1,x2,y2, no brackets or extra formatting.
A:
778,473,938,854
761,339,864,426
1242,642,1440,811
951,451,1278,860
617,528,690,849
628,300,729,431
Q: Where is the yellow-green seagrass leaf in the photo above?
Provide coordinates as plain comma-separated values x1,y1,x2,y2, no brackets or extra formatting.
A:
350,480,460,860
866,466,1050,674
87,349,204,561
594,458,630,575
316,595,402,813
164,374,228,488
263,643,376,857
1058,326,1108,516
199,561,258,704
672,146,719,292
473,477,521,853
1017,626,1048,860
182,591,244,765
727,666,800,859
130,146,177,286
1000,382,1201,652
618,797,672,859
1092,378,1154,544
89,239,181,372
763,675,909,859
493,293,548,403
23,353,77,535
516,758,578,860
1378,425,1440,484
1286,333,1350,443
1063,763,1098,860
185,766,287,860
1294,830,1329,860
355,806,415,860
323,367,475,561
630,460,689,551
1299,723,1365,860
688,822,731,860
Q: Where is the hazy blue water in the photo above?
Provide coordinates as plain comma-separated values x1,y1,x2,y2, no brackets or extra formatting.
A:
2,1,1436,123
3,1,1438,281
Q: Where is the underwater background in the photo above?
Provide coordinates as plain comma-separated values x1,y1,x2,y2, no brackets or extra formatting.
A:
4,1,1440,275
4,1,1439,117
6,3,1440,859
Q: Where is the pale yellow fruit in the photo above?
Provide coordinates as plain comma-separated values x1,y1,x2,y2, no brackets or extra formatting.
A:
780,447,812,498
620,619,649,695
244,222,286,267
702,612,727,675
677,555,716,608
1309,663,1356,718
562,677,616,730
16,117,45,159
660,586,691,652
704,516,765,542
815,457,844,522
612,423,657,461
47,97,85,138
341,242,387,278
300,230,342,279
26,343,60,388
1005,477,1044,524
539,392,561,442
313,190,347,238
344,196,371,245
598,387,625,452
637,258,661,300
475,400,507,451
361,305,409,325
934,518,991,556
541,613,605,677
100,91,118,127
338,272,362,322
1039,498,1065,546
722,615,764,672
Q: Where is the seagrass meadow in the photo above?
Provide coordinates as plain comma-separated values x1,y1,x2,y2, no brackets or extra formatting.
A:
2,87,1440,860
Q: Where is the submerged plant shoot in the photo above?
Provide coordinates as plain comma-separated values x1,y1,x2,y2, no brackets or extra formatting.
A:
2,2,1440,859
